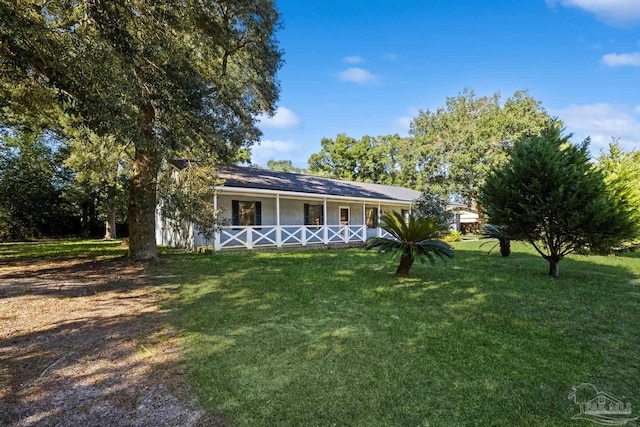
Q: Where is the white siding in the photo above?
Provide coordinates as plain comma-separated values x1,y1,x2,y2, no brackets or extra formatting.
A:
155,206,194,248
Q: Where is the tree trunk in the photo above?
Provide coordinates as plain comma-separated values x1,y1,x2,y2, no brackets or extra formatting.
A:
104,185,117,240
547,258,560,278
88,194,97,235
81,201,90,238
104,209,117,240
128,102,160,261
395,253,413,277
499,238,511,257
473,194,485,228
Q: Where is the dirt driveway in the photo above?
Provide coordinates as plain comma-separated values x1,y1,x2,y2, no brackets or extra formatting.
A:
0,256,212,426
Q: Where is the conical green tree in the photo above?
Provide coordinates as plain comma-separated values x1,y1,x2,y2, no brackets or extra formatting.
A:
366,211,454,277
481,123,636,278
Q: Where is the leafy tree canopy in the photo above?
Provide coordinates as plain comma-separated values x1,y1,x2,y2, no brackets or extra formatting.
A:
308,134,408,185
267,159,303,173
597,140,640,246
64,130,132,238
0,129,77,240
413,192,452,227
410,88,552,204
0,0,282,259
480,124,635,277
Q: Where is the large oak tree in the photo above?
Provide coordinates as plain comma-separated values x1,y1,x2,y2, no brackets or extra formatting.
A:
308,133,407,185
410,89,551,204
0,0,282,259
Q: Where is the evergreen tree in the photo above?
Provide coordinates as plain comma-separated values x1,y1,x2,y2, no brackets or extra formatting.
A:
597,140,640,248
481,124,635,277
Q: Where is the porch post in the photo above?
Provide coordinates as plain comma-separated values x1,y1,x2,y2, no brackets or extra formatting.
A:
323,198,328,245
377,202,381,237
246,227,253,249
213,192,221,251
276,193,282,248
361,201,366,242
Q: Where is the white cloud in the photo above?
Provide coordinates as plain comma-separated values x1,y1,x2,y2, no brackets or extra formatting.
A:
554,103,640,154
393,108,420,133
547,0,640,25
257,107,300,129
250,139,301,166
602,52,640,67
394,116,412,132
338,67,378,85
383,53,399,61
343,55,364,64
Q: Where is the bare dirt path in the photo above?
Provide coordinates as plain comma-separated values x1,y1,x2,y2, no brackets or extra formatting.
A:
0,256,213,426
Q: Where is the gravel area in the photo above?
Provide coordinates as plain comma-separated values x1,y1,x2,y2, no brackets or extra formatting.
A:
0,257,214,426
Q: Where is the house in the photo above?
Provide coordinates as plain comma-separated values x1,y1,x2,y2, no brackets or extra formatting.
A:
156,164,421,251
447,202,480,234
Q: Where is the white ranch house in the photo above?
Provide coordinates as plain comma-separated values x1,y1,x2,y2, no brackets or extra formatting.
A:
156,164,423,251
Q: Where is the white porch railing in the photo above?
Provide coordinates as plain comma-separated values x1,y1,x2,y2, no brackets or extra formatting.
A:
215,224,393,251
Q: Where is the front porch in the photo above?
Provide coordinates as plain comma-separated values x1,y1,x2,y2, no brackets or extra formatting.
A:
197,188,407,251
213,224,393,251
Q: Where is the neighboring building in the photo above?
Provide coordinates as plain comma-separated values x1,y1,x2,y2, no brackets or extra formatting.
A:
156,164,421,251
447,202,480,234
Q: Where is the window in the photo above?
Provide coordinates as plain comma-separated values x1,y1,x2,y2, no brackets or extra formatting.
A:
304,204,324,226
232,200,262,226
365,207,379,228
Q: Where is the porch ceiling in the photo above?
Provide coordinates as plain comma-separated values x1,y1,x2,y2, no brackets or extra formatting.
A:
215,185,414,205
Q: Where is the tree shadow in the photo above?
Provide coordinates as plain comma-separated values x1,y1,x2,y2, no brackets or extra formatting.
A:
0,256,206,427
0,257,162,300
162,246,640,425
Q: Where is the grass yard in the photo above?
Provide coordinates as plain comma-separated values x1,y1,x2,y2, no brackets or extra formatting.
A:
167,242,640,426
0,239,128,260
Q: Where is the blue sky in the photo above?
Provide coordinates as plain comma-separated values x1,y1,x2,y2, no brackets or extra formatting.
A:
253,0,640,169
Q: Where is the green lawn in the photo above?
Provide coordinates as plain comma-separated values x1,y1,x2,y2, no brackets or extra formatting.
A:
0,239,127,261
3,239,638,425
167,242,640,426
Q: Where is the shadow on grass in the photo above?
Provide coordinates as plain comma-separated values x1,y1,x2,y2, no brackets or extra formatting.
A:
1,309,175,425
163,244,640,426
0,246,203,426
0,257,162,300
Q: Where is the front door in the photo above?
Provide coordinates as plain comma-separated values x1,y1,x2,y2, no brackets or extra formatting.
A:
339,206,350,239
339,206,350,227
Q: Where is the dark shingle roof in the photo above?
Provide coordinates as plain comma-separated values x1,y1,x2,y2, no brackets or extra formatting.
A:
213,165,420,202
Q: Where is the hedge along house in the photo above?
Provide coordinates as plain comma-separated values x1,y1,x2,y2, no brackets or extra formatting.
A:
156,164,421,251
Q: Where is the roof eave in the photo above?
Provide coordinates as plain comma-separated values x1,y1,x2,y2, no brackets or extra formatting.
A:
215,185,416,205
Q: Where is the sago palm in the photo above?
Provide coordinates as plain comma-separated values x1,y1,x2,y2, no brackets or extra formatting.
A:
366,210,454,277
479,224,511,257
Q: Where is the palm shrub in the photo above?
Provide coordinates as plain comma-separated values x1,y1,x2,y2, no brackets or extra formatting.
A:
365,210,454,277
479,224,511,257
